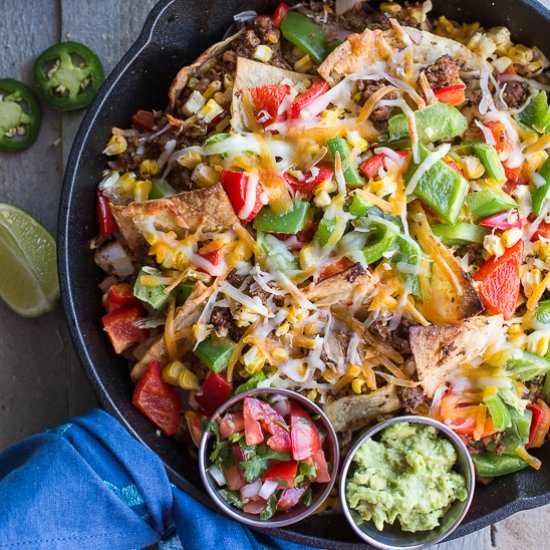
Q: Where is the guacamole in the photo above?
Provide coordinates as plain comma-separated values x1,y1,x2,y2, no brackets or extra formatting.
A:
346,422,467,533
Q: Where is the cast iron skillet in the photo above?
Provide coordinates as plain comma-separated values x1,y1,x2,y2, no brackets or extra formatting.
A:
59,0,550,547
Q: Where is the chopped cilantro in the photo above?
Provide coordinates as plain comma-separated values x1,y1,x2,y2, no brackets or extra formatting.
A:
221,489,243,509
295,461,317,487
260,494,278,521
302,487,313,507
273,419,290,432
239,444,292,482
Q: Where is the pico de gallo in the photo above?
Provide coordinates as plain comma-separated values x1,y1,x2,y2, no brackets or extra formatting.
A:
206,395,332,519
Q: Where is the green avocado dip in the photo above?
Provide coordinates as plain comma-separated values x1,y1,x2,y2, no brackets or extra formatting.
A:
346,422,467,533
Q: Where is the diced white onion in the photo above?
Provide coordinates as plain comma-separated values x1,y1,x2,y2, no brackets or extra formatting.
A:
272,398,290,417
240,480,262,500
259,480,279,500
209,464,226,487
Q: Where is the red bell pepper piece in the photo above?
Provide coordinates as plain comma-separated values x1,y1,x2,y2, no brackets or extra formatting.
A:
290,402,321,461
485,120,509,155
503,163,526,194
479,209,523,231
445,159,464,176
103,283,141,313
318,257,354,281
276,219,319,250
262,460,298,488
131,110,155,130
97,191,118,237
102,307,149,354
221,170,266,223
289,81,330,120
272,2,290,27
284,162,334,194
277,485,309,511
530,217,550,242
433,84,466,106
527,400,550,448
250,85,291,127
473,239,524,320
195,372,232,416
360,151,409,180
132,361,182,436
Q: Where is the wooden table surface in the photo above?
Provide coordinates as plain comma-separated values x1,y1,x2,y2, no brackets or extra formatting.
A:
1,1,549,548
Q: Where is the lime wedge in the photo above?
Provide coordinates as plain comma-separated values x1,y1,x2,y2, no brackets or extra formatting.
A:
0,203,59,317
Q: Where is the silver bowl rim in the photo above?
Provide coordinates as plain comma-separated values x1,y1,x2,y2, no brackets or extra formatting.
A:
198,387,340,528
339,415,476,550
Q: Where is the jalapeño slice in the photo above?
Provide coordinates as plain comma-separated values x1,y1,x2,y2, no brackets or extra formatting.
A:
0,79,41,152
33,41,105,111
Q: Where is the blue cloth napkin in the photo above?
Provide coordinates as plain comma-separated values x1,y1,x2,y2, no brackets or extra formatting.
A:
0,409,315,550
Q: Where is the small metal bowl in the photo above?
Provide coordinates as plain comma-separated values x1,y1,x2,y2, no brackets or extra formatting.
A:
198,388,340,528
340,415,475,549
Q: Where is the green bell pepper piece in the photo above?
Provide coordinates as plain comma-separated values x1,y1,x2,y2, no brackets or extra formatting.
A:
195,335,235,373
432,222,489,246
203,132,230,147
314,217,337,247
327,137,364,188
405,144,469,224
516,90,550,133
150,178,176,199
473,452,529,477
497,408,533,452
235,372,267,394
388,103,468,144
465,188,517,219
349,193,371,217
253,201,309,234
394,235,421,296
535,299,550,325
280,11,331,64
542,373,550,403
483,393,512,432
507,349,550,381
470,142,505,183
358,217,398,265
257,231,299,272
174,281,195,306
133,267,169,310
530,157,550,216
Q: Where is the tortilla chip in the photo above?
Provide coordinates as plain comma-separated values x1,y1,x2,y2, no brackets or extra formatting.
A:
325,385,401,432
318,25,483,85
409,315,503,398
110,183,240,255
168,31,243,111
231,57,315,132
130,281,208,380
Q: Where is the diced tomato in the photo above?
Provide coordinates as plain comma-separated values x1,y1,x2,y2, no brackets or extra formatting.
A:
262,460,298,489
250,85,291,127
473,239,524,320
485,121,509,155
318,258,354,281
195,247,225,276
277,485,309,512
272,2,290,27
284,163,334,194
360,150,409,180
218,412,245,439
290,402,321,461
221,170,266,223
310,448,331,483
527,400,550,448
433,84,466,106
243,397,266,445
446,159,464,176
103,283,141,313
102,307,149,354
132,361,182,436
186,411,206,447
530,218,550,242
97,191,118,237
243,499,266,514
131,109,155,130
195,372,233,416
223,463,246,491
479,209,523,231
289,81,329,120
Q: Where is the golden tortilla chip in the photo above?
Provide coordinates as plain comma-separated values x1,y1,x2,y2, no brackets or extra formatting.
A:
130,281,208,380
168,31,243,111
409,315,503,398
325,385,401,432
231,56,315,132
110,183,240,255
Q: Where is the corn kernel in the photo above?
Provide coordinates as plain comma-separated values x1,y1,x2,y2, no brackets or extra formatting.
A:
243,345,266,374
483,234,505,258
482,385,499,399
294,54,313,73
178,365,200,390
508,323,523,335
187,77,199,90
163,361,183,385
502,227,523,248
507,44,534,65
380,1,402,13
198,99,224,124
459,155,485,179
103,134,127,156
133,180,151,202
525,151,548,178
352,378,365,394
347,364,362,377
178,150,202,169
303,322,317,337
492,56,513,73
307,388,318,401
521,266,542,298
139,159,160,178
191,163,219,187
182,90,206,116
489,26,512,55
253,45,273,63
299,244,316,271
313,190,332,207
287,305,308,324
223,74,234,89
272,347,289,363
346,130,368,153
275,322,290,336
203,80,222,100
213,91,226,105
295,335,317,350
117,172,136,194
